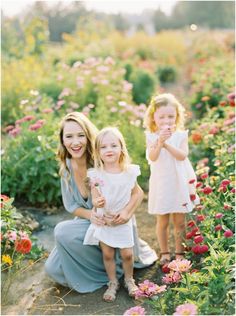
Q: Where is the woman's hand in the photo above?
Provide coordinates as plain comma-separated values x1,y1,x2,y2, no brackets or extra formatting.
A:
92,196,106,208
90,207,106,226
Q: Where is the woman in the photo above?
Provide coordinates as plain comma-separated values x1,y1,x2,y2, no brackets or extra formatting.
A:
45,112,157,293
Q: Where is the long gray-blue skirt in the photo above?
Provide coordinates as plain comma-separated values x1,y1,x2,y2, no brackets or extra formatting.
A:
45,161,157,293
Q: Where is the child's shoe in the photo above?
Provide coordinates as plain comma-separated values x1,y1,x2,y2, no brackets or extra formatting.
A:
124,277,138,297
103,279,119,302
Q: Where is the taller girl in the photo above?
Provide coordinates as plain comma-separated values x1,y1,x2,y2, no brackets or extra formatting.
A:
144,93,198,266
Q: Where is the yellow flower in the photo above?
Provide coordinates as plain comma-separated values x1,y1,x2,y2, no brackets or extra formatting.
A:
2,254,13,266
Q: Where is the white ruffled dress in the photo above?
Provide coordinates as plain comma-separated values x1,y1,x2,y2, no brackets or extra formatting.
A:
145,130,199,215
83,164,140,248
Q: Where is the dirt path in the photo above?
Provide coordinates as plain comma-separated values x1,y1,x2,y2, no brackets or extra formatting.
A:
2,200,164,315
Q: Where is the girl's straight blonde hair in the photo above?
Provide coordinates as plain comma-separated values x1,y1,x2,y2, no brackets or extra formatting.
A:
58,112,98,178
94,127,131,171
143,93,186,132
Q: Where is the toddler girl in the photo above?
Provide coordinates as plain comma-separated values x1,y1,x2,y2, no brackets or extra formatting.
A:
84,127,139,302
144,93,199,266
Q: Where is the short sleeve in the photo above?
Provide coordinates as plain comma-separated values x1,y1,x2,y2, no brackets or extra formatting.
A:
179,130,189,142
127,164,141,189
145,130,158,146
61,177,81,214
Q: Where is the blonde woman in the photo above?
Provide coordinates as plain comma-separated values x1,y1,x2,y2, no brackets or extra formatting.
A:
84,127,141,302
45,113,157,295
144,93,198,266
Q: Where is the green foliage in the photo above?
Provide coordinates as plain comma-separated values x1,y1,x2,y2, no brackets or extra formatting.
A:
156,65,177,83
130,69,156,104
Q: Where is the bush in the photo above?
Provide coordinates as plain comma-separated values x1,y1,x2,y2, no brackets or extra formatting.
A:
130,69,156,104
156,65,177,83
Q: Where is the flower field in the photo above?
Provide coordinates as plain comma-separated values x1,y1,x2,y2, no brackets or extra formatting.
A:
1,23,235,315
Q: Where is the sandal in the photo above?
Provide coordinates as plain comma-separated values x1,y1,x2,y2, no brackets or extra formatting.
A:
124,278,138,297
159,252,171,266
175,252,185,260
103,279,119,302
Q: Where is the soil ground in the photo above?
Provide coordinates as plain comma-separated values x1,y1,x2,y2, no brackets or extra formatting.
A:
1,199,173,315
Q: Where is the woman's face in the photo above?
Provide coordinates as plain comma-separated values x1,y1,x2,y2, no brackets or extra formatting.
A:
63,120,88,159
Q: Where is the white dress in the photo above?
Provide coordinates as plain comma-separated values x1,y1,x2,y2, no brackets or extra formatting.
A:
145,130,199,215
83,164,140,248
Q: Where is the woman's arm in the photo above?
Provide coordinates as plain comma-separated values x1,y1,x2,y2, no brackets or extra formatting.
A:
111,183,143,225
72,207,106,225
163,138,189,161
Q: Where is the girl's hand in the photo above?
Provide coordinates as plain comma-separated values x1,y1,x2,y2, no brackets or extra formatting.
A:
90,207,106,226
92,196,106,208
158,126,172,145
110,210,130,225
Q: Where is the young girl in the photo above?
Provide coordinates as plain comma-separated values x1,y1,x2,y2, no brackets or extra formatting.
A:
83,127,139,302
144,93,199,266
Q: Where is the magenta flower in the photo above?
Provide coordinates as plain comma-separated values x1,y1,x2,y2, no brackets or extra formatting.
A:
168,259,192,273
224,230,234,238
221,179,230,186
215,213,223,219
202,186,213,194
189,179,196,184
123,306,146,315
135,280,166,299
90,177,104,189
173,303,198,315
215,224,222,231
194,235,204,244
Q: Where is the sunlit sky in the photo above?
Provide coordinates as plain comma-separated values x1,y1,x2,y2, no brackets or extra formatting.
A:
1,0,177,16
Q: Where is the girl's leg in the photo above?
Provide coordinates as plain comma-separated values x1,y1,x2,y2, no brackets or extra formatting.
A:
120,247,138,297
156,214,171,262
100,242,119,302
172,213,186,259
100,242,116,281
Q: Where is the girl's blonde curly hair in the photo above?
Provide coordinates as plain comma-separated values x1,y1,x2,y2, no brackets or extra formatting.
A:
143,93,186,132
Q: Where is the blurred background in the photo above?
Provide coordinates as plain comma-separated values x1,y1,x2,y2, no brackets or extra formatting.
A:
1,0,235,205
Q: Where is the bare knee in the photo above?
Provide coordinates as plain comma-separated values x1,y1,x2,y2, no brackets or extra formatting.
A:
157,215,169,230
120,249,133,262
101,245,115,262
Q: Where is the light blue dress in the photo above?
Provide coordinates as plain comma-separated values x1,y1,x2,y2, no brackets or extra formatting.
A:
45,159,157,293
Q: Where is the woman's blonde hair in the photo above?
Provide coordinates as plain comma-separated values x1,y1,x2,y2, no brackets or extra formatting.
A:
94,127,131,171
143,93,186,132
58,112,98,177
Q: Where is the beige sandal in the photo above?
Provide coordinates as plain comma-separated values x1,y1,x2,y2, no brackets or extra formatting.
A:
124,278,138,297
103,280,119,302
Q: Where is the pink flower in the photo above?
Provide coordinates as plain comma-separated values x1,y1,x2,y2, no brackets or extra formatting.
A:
215,213,223,219
221,179,230,186
215,224,222,231
223,203,232,210
218,185,227,193
29,123,42,131
168,259,192,273
42,108,53,113
201,173,208,179
89,177,104,189
196,181,203,188
224,230,234,238
123,306,146,315
135,280,166,298
9,127,21,137
6,230,17,241
173,303,198,315
4,125,15,133
194,235,204,244
162,271,182,284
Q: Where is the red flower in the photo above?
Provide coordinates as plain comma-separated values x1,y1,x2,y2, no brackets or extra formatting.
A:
194,235,204,244
219,101,227,107
215,224,222,231
221,179,230,186
202,186,213,194
215,213,223,219
199,245,209,253
162,264,171,274
223,203,232,210
196,182,203,188
200,173,208,180
191,132,202,144
218,185,227,193
15,238,32,254
186,232,193,239
191,227,199,236
187,220,195,227
224,230,234,238
196,215,205,222
189,179,196,184
231,188,235,194
190,194,196,201
192,245,201,254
